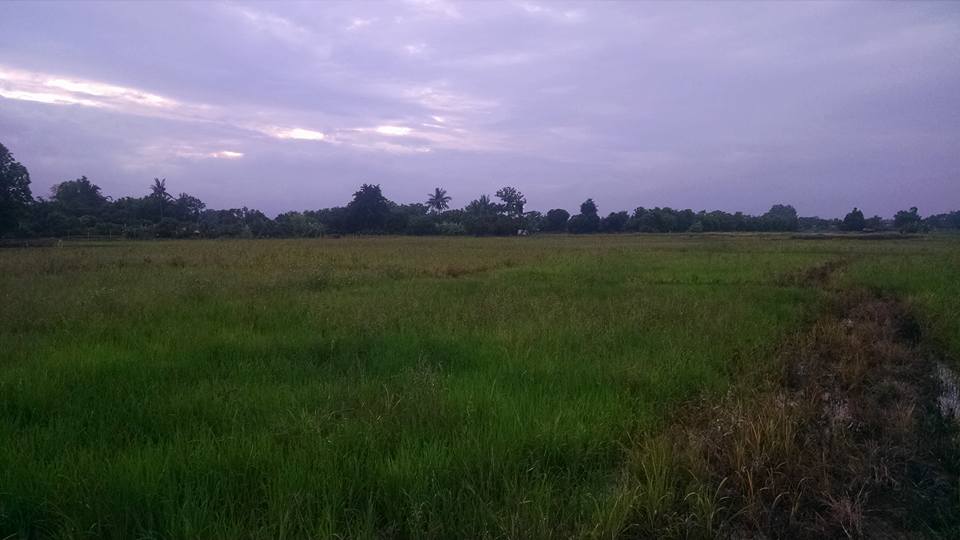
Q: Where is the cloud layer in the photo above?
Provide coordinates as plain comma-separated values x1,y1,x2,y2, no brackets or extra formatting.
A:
1,1,958,216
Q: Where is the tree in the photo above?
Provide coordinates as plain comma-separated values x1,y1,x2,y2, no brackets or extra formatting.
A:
521,211,544,233
426,187,451,213
51,176,108,217
495,187,525,217
761,204,798,231
496,186,526,232
275,211,324,237
568,198,600,233
149,178,173,220
173,193,206,226
894,207,922,233
0,142,33,236
346,183,391,232
580,198,598,218
865,215,885,231
841,207,866,231
600,211,629,232
463,194,510,235
543,209,570,232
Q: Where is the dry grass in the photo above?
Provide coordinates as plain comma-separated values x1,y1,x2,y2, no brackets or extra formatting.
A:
611,289,960,538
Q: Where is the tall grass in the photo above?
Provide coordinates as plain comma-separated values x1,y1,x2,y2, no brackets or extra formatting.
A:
1,235,949,538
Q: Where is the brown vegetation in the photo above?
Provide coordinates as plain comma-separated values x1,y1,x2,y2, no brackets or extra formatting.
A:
615,289,960,538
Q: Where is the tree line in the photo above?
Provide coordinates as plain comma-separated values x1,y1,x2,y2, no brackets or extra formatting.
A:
1,142,957,239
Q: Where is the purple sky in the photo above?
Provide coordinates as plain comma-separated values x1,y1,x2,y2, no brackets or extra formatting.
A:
1,1,958,218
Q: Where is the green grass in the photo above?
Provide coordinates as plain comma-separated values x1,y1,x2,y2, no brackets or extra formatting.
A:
1,234,957,538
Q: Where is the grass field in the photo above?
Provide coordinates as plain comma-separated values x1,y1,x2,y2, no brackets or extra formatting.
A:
2,234,958,538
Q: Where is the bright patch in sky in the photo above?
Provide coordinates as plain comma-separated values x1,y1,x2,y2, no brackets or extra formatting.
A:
271,127,326,141
375,125,412,136
0,88,100,107
210,150,244,159
44,78,175,108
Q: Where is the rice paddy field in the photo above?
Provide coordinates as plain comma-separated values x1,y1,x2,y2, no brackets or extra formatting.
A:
1,234,959,538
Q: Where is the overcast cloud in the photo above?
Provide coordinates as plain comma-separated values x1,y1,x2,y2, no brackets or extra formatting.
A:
1,0,958,217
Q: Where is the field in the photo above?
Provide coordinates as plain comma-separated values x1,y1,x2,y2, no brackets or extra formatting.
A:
2,235,959,538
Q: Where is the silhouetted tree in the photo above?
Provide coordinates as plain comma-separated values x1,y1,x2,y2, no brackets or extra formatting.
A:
51,176,109,218
0,143,33,236
426,187,451,213
841,207,866,231
346,184,391,232
600,211,629,232
149,178,173,220
580,198,598,218
496,186,526,232
865,215,885,231
543,209,570,232
568,198,600,234
894,207,922,233
522,210,544,233
761,204,799,232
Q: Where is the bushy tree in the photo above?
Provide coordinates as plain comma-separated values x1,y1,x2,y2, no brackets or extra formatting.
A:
346,184,391,232
600,211,629,232
51,176,108,217
761,204,799,232
275,211,324,237
522,210,544,233
841,207,866,231
865,215,885,231
580,198,598,217
0,142,33,236
496,186,526,232
924,211,960,231
543,208,570,232
496,187,525,217
894,207,922,233
173,193,206,224
568,198,600,233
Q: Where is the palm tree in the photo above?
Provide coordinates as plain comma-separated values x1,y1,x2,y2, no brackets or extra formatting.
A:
150,177,173,220
426,187,452,213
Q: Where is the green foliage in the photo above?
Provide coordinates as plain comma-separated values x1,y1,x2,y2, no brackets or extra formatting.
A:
346,183,391,232
543,208,570,232
426,187,452,213
580,198,598,217
2,141,958,239
600,211,629,233
761,204,799,232
841,207,866,231
895,207,923,233
0,142,33,236
51,176,108,217
568,213,599,234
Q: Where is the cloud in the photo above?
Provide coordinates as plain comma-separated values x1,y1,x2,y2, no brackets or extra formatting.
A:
266,127,327,141
375,125,413,136
403,0,462,20
346,17,375,31
517,2,583,23
210,150,244,159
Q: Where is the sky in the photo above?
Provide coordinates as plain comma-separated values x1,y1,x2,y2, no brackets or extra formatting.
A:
1,1,958,218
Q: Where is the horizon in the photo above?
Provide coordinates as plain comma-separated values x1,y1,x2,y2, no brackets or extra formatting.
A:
2,1,959,217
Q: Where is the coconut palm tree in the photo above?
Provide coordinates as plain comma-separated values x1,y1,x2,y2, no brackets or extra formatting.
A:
426,187,452,213
150,177,173,220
